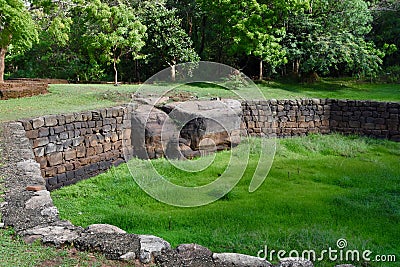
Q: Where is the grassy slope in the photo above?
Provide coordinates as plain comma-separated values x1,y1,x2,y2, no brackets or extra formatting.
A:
1,79,399,122
51,134,400,267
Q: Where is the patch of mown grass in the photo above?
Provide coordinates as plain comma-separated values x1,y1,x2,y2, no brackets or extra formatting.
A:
0,84,138,122
1,79,399,122
52,134,400,266
258,78,400,101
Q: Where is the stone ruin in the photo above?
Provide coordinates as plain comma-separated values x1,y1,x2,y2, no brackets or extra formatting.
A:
128,99,242,160
0,78,67,100
0,110,317,267
1,96,398,266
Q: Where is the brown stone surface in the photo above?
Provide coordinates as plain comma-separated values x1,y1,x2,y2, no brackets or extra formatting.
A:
26,185,46,191
0,81,49,100
47,152,63,167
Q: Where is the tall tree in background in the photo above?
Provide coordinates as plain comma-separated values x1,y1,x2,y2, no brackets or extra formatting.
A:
82,0,146,85
138,1,199,81
283,0,383,79
228,0,298,80
369,0,399,66
0,0,38,82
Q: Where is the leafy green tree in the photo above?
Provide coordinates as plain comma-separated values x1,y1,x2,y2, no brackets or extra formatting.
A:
228,0,290,80
283,0,383,78
0,0,38,82
369,0,400,66
82,0,146,84
197,0,304,79
138,1,199,81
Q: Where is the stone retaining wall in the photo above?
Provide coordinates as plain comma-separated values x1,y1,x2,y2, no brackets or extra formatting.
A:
329,99,400,140
243,99,400,141
17,99,400,190
19,106,130,190
242,99,330,137
0,81,49,100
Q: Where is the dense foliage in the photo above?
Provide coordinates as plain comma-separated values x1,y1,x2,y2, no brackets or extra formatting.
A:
1,0,399,82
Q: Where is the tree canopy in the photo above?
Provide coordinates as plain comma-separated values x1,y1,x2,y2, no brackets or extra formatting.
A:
2,0,399,82
0,0,38,82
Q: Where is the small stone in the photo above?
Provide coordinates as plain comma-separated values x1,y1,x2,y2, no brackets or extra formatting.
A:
85,224,126,234
26,185,45,192
278,257,314,267
139,235,171,264
0,223,5,229
120,251,136,261
213,252,272,267
25,190,53,210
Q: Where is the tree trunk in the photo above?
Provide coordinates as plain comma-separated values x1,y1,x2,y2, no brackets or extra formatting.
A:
259,59,263,81
171,64,176,82
113,57,118,85
199,16,206,57
0,47,7,83
293,59,300,75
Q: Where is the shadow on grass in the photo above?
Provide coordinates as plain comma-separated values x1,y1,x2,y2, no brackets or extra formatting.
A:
186,82,231,90
265,78,355,93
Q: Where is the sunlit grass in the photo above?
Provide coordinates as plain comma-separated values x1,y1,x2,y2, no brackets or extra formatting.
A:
1,79,399,122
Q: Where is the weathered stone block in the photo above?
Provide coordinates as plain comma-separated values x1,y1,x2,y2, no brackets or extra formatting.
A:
26,130,39,139
45,167,57,177
103,142,112,152
47,152,63,166
44,116,58,127
76,146,86,158
349,121,361,128
45,143,57,154
59,131,68,140
65,114,75,124
64,149,77,161
75,233,140,260
213,253,271,267
33,137,50,148
20,120,33,130
38,127,50,137
94,145,104,154
363,123,376,130
58,115,66,125
32,117,45,129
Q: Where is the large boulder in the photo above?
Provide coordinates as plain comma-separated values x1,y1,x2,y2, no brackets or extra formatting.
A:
162,100,242,152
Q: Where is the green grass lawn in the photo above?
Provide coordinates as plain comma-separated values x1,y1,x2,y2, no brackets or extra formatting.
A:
1,79,399,122
51,134,400,267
